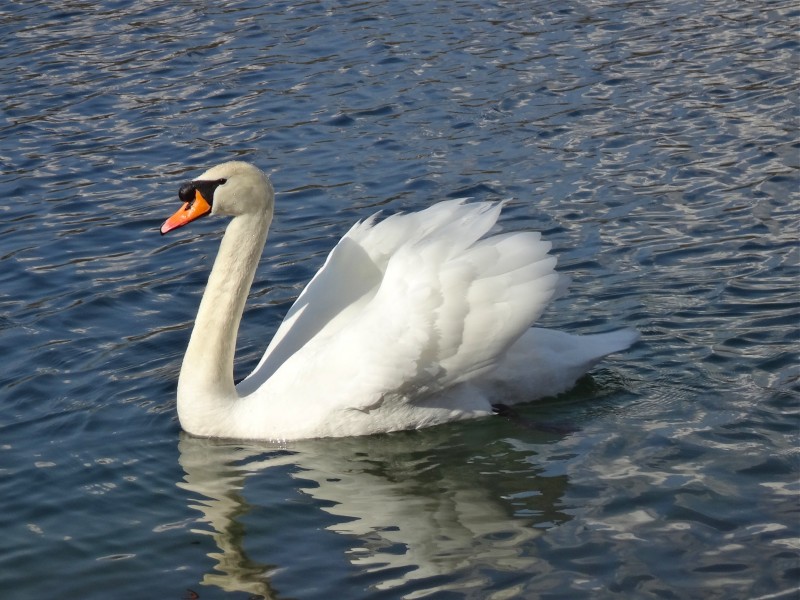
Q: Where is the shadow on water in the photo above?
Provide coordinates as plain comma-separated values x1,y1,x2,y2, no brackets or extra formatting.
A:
176,420,572,598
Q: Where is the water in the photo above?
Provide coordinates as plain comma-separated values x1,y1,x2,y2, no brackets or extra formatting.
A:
1,0,797,598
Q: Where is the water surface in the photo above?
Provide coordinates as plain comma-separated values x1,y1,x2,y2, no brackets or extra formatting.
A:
1,1,798,598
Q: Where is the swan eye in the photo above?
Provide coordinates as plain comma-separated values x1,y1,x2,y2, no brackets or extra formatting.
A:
178,178,227,207
178,182,195,203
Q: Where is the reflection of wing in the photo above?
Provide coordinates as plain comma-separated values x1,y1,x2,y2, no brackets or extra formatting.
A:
177,429,570,597
237,201,562,437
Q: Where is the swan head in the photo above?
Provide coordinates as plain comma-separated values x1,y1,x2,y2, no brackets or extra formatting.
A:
160,161,274,234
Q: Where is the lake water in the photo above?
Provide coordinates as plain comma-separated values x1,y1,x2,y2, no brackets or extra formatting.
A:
1,0,798,598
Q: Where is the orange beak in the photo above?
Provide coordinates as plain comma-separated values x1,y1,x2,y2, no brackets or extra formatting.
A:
160,190,212,235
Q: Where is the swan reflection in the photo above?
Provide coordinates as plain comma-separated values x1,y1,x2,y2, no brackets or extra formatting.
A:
177,424,570,597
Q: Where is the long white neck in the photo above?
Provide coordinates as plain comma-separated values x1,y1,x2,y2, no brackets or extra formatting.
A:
176,211,270,436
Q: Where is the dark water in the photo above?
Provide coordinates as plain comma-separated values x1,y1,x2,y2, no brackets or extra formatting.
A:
1,1,798,598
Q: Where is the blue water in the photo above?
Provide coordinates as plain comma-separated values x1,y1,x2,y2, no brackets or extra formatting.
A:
1,1,798,598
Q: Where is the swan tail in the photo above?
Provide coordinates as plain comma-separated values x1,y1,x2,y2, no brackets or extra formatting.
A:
480,327,640,402
573,328,640,359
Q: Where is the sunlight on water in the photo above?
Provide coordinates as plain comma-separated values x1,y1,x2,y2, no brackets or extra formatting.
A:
0,0,797,598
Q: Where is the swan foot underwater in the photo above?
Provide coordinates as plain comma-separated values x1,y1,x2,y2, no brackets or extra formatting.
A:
160,161,638,441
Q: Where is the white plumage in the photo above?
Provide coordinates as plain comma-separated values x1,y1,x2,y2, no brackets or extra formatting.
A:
161,161,638,440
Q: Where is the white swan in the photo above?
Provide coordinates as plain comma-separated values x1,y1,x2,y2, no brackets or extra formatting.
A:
161,161,638,440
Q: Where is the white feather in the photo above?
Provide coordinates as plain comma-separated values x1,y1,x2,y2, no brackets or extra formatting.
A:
167,162,638,440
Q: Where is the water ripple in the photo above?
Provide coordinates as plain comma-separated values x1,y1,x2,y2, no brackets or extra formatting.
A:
0,0,797,598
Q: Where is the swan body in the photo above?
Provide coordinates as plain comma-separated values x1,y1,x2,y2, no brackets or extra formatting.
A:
161,161,638,440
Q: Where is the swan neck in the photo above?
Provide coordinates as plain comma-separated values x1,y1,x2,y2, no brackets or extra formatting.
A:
177,212,270,434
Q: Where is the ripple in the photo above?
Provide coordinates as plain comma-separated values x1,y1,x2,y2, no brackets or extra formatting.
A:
0,0,798,598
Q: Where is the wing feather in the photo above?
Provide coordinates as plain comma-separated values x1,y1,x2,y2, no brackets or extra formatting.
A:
239,200,559,416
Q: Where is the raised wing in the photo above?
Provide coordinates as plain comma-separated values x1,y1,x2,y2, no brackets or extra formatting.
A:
239,200,561,418
237,199,482,394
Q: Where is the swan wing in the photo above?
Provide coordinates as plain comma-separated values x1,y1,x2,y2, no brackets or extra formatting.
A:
236,217,382,395
237,199,498,394
243,201,561,426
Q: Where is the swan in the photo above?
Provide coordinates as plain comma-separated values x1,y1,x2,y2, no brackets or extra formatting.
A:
160,161,638,440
